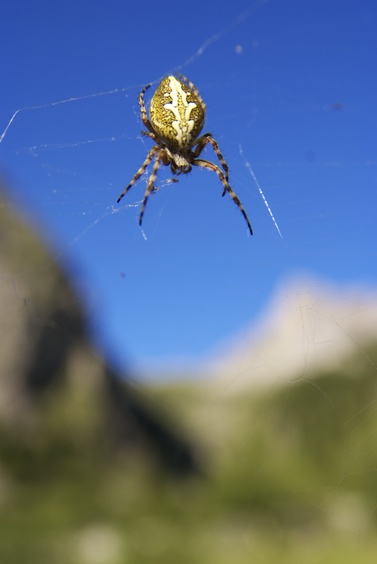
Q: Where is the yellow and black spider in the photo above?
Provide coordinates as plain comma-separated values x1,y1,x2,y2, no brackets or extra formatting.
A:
117,74,253,235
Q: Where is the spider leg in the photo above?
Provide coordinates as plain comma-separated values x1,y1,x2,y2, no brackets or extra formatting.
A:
194,158,253,236
138,150,163,225
139,83,152,126
193,134,230,184
141,130,161,144
117,145,159,203
138,82,160,138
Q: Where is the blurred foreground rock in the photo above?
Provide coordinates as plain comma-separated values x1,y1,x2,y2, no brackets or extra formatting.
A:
0,187,198,478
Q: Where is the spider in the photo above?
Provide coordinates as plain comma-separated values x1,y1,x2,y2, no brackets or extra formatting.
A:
117,74,253,235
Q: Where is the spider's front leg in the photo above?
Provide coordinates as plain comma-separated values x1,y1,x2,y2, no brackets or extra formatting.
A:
193,133,230,187
117,146,159,204
194,158,253,236
138,151,164,225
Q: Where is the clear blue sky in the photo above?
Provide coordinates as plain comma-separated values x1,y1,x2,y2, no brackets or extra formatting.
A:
1,0,376,375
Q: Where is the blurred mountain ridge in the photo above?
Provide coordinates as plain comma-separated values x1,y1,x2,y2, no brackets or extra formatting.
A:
205,276,377,390
0,184,198,477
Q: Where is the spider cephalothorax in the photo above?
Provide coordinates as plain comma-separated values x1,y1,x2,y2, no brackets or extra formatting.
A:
117,74,253,235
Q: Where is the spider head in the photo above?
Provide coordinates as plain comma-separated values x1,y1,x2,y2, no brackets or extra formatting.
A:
169,152,192,175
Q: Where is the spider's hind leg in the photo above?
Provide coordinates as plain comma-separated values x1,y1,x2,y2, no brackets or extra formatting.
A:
138,83,152,126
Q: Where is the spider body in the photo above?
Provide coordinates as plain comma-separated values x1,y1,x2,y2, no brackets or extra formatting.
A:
150,76,205,152
117,75,253,235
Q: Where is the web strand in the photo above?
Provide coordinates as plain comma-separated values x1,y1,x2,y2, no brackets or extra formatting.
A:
239,144,283,239
0,86,134,145
175,0,270,71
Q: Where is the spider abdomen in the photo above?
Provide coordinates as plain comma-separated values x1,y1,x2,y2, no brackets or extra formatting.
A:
150,76,205,150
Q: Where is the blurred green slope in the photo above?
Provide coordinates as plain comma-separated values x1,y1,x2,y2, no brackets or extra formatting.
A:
1,183,377,562
2,344,377,563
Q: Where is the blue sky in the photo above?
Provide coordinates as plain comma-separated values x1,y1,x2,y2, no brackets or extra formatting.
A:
1,0,376,376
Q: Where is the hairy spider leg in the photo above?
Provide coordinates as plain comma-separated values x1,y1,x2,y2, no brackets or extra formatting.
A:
194,133,230,183
138,83,159,138
141,130,161,144
117,145,159,204
138,150,164,225
194,158,253,236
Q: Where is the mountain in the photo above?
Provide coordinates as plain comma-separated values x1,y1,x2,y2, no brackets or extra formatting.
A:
205,276,377,391
0,184,199,477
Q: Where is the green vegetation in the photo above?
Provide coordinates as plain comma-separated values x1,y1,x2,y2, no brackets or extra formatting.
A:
1,345,377,563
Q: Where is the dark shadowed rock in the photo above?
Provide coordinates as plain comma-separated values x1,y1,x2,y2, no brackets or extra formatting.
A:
0,184,199,478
